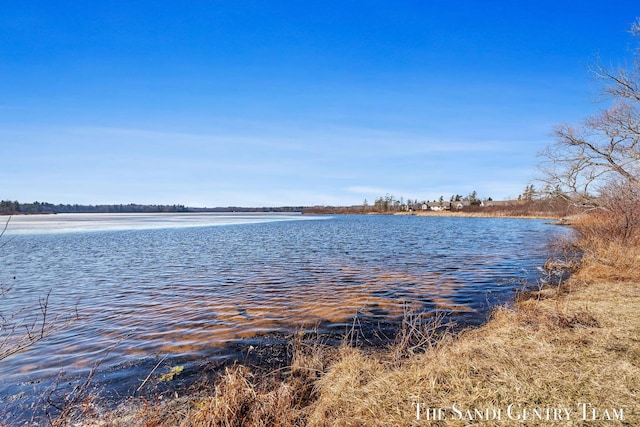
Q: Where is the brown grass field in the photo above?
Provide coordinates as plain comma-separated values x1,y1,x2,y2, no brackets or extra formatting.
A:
66,212,640,426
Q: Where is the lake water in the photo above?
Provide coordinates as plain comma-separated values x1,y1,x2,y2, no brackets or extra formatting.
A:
0,213,566,422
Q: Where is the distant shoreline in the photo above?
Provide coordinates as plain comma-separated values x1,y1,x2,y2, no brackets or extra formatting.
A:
0,205,306,215
358,210,556,219
1,208,569,225
302,209,565,221
302,198,576,221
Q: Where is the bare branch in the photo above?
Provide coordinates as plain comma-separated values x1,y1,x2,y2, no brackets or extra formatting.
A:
0,216,15,250
540,22,640,206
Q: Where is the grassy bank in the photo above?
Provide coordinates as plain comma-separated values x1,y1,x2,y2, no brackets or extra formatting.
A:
76,214,639,426
304,281,639,426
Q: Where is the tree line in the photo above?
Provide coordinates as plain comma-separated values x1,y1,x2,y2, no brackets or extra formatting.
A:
0,201,191,215
0,201,305,215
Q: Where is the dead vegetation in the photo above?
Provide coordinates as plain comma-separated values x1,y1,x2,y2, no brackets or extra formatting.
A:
570,211,640,283
304,278,639,426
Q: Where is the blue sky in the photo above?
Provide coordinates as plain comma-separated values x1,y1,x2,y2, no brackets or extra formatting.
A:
1,1,638,207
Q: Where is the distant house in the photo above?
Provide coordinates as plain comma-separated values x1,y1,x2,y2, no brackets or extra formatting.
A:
425,201,469,211
484,200,513,208
407,203,429,211
406,199,517,212
427,203,448,211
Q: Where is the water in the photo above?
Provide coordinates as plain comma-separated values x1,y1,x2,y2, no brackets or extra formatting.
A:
0,213,566,422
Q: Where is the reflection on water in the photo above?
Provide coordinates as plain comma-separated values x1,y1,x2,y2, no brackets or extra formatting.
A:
0,213,566,420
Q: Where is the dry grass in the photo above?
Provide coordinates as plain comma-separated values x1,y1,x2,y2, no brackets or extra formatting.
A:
306,280,640,426
570,212,640,282
96,366,309,427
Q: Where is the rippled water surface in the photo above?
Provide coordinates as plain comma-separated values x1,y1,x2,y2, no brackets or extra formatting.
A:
0,213,565,421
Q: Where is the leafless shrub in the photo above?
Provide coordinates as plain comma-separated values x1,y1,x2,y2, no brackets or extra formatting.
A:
390,307,450,362
571,211,640,281
45,364,100,426
595,179,640,244
0,290,79,363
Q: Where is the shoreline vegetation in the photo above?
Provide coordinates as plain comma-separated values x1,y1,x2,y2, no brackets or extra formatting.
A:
54,207,637,426
301,190,578,221
303,198,577,222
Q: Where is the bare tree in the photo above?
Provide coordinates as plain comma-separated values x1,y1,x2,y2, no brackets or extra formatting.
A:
540,18,640,205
